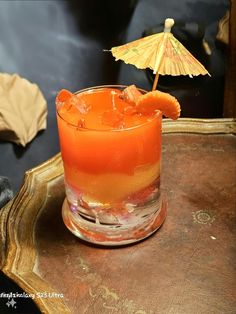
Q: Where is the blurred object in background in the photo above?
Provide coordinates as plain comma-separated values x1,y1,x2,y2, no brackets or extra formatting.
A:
69,0,138,84
0,176,13,209
216,10,229,45
219,2,236,118
0,73,47,147
69,0,138,42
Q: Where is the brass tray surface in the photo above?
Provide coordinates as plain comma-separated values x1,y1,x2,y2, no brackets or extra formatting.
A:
0,118,236,314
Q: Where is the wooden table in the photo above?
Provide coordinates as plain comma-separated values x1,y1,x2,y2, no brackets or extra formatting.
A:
0,118,236,314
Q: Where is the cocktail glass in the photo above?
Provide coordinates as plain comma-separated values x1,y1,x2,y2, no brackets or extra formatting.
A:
56,85,166,246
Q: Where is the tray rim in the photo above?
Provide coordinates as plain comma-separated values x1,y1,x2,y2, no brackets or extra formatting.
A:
162,117,236,134
0,117,236,314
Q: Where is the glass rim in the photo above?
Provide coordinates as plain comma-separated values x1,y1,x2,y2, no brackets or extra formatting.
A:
56,84,162,132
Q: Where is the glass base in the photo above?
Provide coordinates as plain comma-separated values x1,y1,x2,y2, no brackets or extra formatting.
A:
62,198,167,246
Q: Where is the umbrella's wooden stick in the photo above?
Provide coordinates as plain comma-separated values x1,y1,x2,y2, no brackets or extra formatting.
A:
152,73,159,91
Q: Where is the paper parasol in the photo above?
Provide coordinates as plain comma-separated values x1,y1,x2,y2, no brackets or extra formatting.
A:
109,18,210,90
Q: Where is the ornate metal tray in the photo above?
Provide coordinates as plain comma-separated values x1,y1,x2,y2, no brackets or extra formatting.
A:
0,118,236,314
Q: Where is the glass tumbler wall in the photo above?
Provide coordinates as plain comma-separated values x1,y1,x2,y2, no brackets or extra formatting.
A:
56,85,166,245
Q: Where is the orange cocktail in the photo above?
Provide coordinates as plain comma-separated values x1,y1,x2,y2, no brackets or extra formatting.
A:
56,85,167,245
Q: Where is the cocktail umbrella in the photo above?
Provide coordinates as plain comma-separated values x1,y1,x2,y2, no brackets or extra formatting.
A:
109,18,210,90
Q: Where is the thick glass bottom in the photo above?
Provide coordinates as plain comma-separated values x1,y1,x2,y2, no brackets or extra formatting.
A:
62,197,167,246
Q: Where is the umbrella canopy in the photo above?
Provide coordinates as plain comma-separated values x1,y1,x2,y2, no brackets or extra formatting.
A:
110,18,210,90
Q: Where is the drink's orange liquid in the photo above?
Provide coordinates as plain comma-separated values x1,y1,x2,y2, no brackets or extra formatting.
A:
57,87,162,204
56,85,166,245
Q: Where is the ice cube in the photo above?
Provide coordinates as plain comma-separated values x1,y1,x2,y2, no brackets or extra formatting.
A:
101,109,124,128
76,99,91,114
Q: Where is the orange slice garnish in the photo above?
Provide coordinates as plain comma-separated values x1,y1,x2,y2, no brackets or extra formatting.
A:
136,90,181,120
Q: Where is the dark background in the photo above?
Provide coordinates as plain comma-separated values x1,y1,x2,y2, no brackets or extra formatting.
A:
0,1,230,312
